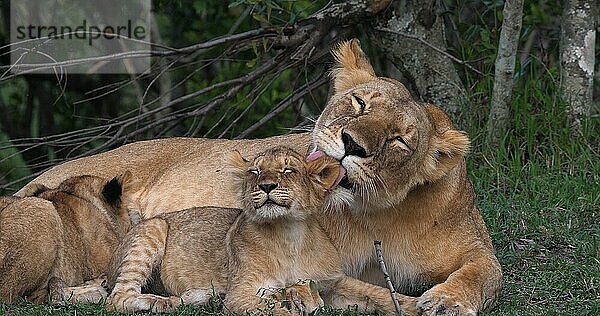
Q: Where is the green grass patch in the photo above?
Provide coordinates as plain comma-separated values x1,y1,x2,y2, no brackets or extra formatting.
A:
0,301,380,316
474,161,599,315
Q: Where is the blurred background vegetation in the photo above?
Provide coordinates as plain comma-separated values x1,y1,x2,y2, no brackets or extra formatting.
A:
0,0,598,314
0,0,597,191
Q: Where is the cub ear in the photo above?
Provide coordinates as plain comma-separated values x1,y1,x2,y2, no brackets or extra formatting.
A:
103,173,125,208
20,183,50,197
227,150,250,178
331,39,376,92
102,171,138,208
421,103,470,181
307,156,341,190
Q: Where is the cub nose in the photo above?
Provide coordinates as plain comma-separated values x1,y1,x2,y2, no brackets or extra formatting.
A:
342,132,367,158
258,183,278,193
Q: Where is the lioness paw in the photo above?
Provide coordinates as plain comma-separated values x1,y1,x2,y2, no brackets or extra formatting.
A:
416,288,476,316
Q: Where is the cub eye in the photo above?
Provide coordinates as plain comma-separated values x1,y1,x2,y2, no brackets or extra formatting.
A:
249,169,259,175
394,136,410,150
283,168,294,174
352,95,367,113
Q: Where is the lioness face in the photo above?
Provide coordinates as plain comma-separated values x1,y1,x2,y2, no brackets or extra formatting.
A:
312,39,470,211
314,82,427,209
229,147,340,223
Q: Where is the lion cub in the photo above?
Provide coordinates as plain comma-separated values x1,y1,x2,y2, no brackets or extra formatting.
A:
0,173,136,304
107,146,408,314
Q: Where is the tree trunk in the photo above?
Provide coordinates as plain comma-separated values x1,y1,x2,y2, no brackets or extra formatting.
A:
486,0,524,146
368,0,465,122
559,0,597,137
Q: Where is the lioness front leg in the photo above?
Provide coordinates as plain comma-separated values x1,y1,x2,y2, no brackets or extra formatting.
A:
106,218,180,313
416,251,502,316
321,275,417,315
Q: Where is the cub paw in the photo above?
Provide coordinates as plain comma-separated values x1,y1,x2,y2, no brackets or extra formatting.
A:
65,284,108,304
271,280,323,315
416,287,476,316
106,292,181,313
64,278,108,304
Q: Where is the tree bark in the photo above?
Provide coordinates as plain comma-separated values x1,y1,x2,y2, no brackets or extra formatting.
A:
486,0,524,146
559,0,597,137
368,0,465,122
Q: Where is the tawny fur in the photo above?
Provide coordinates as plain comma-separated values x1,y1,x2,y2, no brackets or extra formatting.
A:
0,173,136,304
106,147,415,314
19,39,502,315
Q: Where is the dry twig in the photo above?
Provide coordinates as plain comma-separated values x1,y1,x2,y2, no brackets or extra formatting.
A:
374,240,403,316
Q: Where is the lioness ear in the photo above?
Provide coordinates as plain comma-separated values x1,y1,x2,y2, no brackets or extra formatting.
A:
422,103,470,181
331,39,376,92
227,150,250,179
307,156,341,190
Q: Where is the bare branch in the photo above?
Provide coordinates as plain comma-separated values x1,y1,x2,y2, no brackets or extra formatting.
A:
374,240,403,316
0,28,280,76
236,74,328,139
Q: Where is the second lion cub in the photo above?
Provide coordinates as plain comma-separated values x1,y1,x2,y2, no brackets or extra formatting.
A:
106,146,415,314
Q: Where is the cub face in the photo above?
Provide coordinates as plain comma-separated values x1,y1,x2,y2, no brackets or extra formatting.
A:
312,39,470,211
229,146,340,223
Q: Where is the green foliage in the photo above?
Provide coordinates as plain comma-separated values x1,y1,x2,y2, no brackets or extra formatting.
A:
229,0,318,24
470,124,599,315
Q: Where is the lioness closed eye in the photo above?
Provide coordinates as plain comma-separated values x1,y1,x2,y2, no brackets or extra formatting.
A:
106,146,416,315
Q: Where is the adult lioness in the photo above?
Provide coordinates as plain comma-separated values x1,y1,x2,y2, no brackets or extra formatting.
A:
106,147,416,315
0,173,136,304
18,39,501,314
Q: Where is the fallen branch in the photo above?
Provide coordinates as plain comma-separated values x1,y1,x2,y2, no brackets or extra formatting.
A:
374,240,403,316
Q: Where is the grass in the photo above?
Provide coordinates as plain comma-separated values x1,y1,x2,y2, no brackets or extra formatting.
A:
473,155,599,315
0,301,378,316
464,59,599,314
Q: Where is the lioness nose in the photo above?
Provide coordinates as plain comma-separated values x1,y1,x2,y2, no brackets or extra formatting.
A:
342,132,367,158
258,183,278,193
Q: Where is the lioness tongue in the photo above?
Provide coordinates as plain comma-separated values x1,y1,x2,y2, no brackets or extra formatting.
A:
306,149,346,191
329,165,346,191
306,148,325,162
